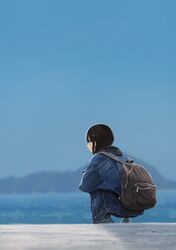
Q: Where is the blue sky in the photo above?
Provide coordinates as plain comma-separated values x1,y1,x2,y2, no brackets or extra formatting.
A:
0,0,176,179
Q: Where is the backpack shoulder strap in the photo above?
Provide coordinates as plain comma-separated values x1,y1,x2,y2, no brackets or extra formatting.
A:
99,151,135,175
99,151,127,164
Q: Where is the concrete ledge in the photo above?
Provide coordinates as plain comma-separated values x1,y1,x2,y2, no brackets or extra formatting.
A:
0,223,176,250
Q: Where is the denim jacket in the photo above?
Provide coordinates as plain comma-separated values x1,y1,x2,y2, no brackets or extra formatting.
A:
79,146,143,223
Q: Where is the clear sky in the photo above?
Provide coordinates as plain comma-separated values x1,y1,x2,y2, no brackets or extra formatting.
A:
0,0,176,180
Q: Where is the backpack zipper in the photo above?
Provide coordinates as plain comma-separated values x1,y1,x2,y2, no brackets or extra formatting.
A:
136,185,156,192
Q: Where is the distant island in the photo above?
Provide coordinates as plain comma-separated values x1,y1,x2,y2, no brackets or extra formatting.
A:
0,157,176,193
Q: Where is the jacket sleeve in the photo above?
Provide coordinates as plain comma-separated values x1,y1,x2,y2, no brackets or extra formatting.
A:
79,159,105,193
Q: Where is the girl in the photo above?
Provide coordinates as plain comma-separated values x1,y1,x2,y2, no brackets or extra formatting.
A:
79,124,143,224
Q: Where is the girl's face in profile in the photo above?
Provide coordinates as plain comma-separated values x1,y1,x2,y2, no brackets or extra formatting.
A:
86,136,94,153
87,141,93,153
86,136,96,153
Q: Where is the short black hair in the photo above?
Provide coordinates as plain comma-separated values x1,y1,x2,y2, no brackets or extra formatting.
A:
86,124,114,154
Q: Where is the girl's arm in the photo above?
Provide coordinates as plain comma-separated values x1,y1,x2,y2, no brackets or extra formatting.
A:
79,159,105,193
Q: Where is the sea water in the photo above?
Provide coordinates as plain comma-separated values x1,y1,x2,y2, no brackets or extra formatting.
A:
0,190,175,224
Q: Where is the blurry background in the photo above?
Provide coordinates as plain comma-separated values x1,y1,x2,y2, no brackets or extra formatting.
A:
1,0,176,178
0,0,175,223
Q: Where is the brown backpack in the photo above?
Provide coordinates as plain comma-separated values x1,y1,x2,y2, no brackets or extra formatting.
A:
100,151,157,211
